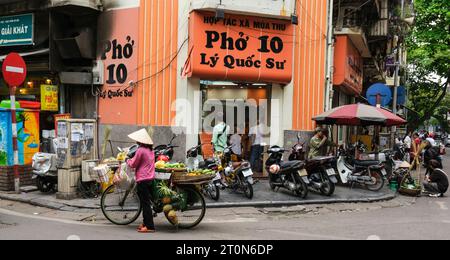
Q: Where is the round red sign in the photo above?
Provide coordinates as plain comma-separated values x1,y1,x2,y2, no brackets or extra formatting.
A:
2,52,27,87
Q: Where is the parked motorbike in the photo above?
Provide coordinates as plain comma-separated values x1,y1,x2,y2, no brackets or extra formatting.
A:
218,145,254,199
265,146,309,198
336,143,386,191
32,153,58,193
186,144,221,201
127,134,178,162
287,135,337,196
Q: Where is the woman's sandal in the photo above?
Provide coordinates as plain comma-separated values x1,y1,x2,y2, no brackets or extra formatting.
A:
137,226,156,233
136,224,145,231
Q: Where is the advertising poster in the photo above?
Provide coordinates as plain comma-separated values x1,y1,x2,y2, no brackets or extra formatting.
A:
0,109,24,166
22,110,40,165
40,85,59,111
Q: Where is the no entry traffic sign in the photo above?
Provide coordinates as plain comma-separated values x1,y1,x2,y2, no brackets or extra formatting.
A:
1,52,27,193
2,52,27,87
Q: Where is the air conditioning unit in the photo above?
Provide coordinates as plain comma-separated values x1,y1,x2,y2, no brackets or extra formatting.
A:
92,60,104,85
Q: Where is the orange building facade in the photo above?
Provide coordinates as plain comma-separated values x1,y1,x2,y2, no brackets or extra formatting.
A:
98,0,330,156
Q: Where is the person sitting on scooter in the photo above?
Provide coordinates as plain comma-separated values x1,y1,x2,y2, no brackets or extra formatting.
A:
308,128,337,159
423,160,448,198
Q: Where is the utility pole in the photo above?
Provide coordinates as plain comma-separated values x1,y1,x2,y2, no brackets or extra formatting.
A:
391,61,400,146
390,0,406,147
325,0,335,111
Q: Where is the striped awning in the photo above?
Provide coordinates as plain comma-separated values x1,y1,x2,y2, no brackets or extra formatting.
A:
313,103,407,126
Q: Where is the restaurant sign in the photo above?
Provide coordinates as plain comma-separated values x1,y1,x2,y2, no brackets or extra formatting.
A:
186,11,294,84
0,14,34,47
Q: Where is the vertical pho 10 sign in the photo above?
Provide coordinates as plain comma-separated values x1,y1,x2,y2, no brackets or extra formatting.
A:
2,52,27,193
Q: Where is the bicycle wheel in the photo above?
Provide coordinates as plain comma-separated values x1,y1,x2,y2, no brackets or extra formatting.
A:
101,185,142,226
165,186,206,229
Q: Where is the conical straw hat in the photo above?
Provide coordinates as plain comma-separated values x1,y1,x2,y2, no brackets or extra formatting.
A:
128,129,154,145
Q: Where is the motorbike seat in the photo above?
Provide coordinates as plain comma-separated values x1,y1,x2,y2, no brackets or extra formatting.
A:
354,160,380,167
280,160,304,170
232,162,242,168
308,156,335,163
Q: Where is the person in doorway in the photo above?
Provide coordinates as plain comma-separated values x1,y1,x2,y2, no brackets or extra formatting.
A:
126,129,157,233
211,112,230,153
212,112,230,187
249,120,266,171
423,160,448,197
308,128,337,159
229,127,243,160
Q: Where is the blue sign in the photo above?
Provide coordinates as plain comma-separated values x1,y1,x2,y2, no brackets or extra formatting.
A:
397,86,407,105
0,14,34,47
366,83,392,107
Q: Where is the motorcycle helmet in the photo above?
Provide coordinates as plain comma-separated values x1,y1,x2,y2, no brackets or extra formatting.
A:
127,144,139,159
224,166,233,177
158,155,170,162
187,147,199,158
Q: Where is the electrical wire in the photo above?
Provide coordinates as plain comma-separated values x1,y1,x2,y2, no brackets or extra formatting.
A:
125,38,189,91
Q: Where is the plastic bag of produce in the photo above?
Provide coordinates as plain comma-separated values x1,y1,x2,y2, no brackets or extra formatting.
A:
113,163,133,190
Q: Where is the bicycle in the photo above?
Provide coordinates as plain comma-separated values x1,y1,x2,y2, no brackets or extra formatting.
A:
100,178,206,229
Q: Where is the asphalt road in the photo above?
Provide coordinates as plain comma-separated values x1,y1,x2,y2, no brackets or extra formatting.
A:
0,150,449,240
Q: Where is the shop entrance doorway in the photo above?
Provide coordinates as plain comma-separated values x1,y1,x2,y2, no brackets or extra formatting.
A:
200,81,272,176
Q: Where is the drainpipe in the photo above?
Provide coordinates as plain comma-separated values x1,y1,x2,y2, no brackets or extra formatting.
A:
325,0,335,111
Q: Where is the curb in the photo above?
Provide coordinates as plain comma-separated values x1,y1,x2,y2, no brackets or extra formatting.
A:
0,194,79,212
206,194,397,209
1,192,396,212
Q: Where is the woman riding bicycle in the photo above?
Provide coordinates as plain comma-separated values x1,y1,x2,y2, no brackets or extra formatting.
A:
126,129,156,233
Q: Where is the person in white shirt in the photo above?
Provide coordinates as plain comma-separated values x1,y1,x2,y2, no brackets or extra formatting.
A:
403,132,412,163
426,137,436,147
249,121,266,171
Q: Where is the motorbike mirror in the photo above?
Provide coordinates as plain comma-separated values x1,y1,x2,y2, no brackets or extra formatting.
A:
169,134,177,144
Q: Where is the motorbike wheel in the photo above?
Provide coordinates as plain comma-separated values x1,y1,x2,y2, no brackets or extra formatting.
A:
319,174,335,196
294,175,308,199
243,182,254,199
269,181,276,191
366,170,385,192
206,182,220,201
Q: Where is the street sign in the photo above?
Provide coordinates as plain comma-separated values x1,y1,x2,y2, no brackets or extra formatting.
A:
1,52,27,193
366,83,392,107
2,52,27,87
0,14,34,47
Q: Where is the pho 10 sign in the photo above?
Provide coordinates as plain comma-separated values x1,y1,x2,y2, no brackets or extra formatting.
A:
2,52,27,87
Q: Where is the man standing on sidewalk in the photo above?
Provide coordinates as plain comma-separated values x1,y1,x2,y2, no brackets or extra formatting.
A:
249,120,266,172
308,128,337,159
